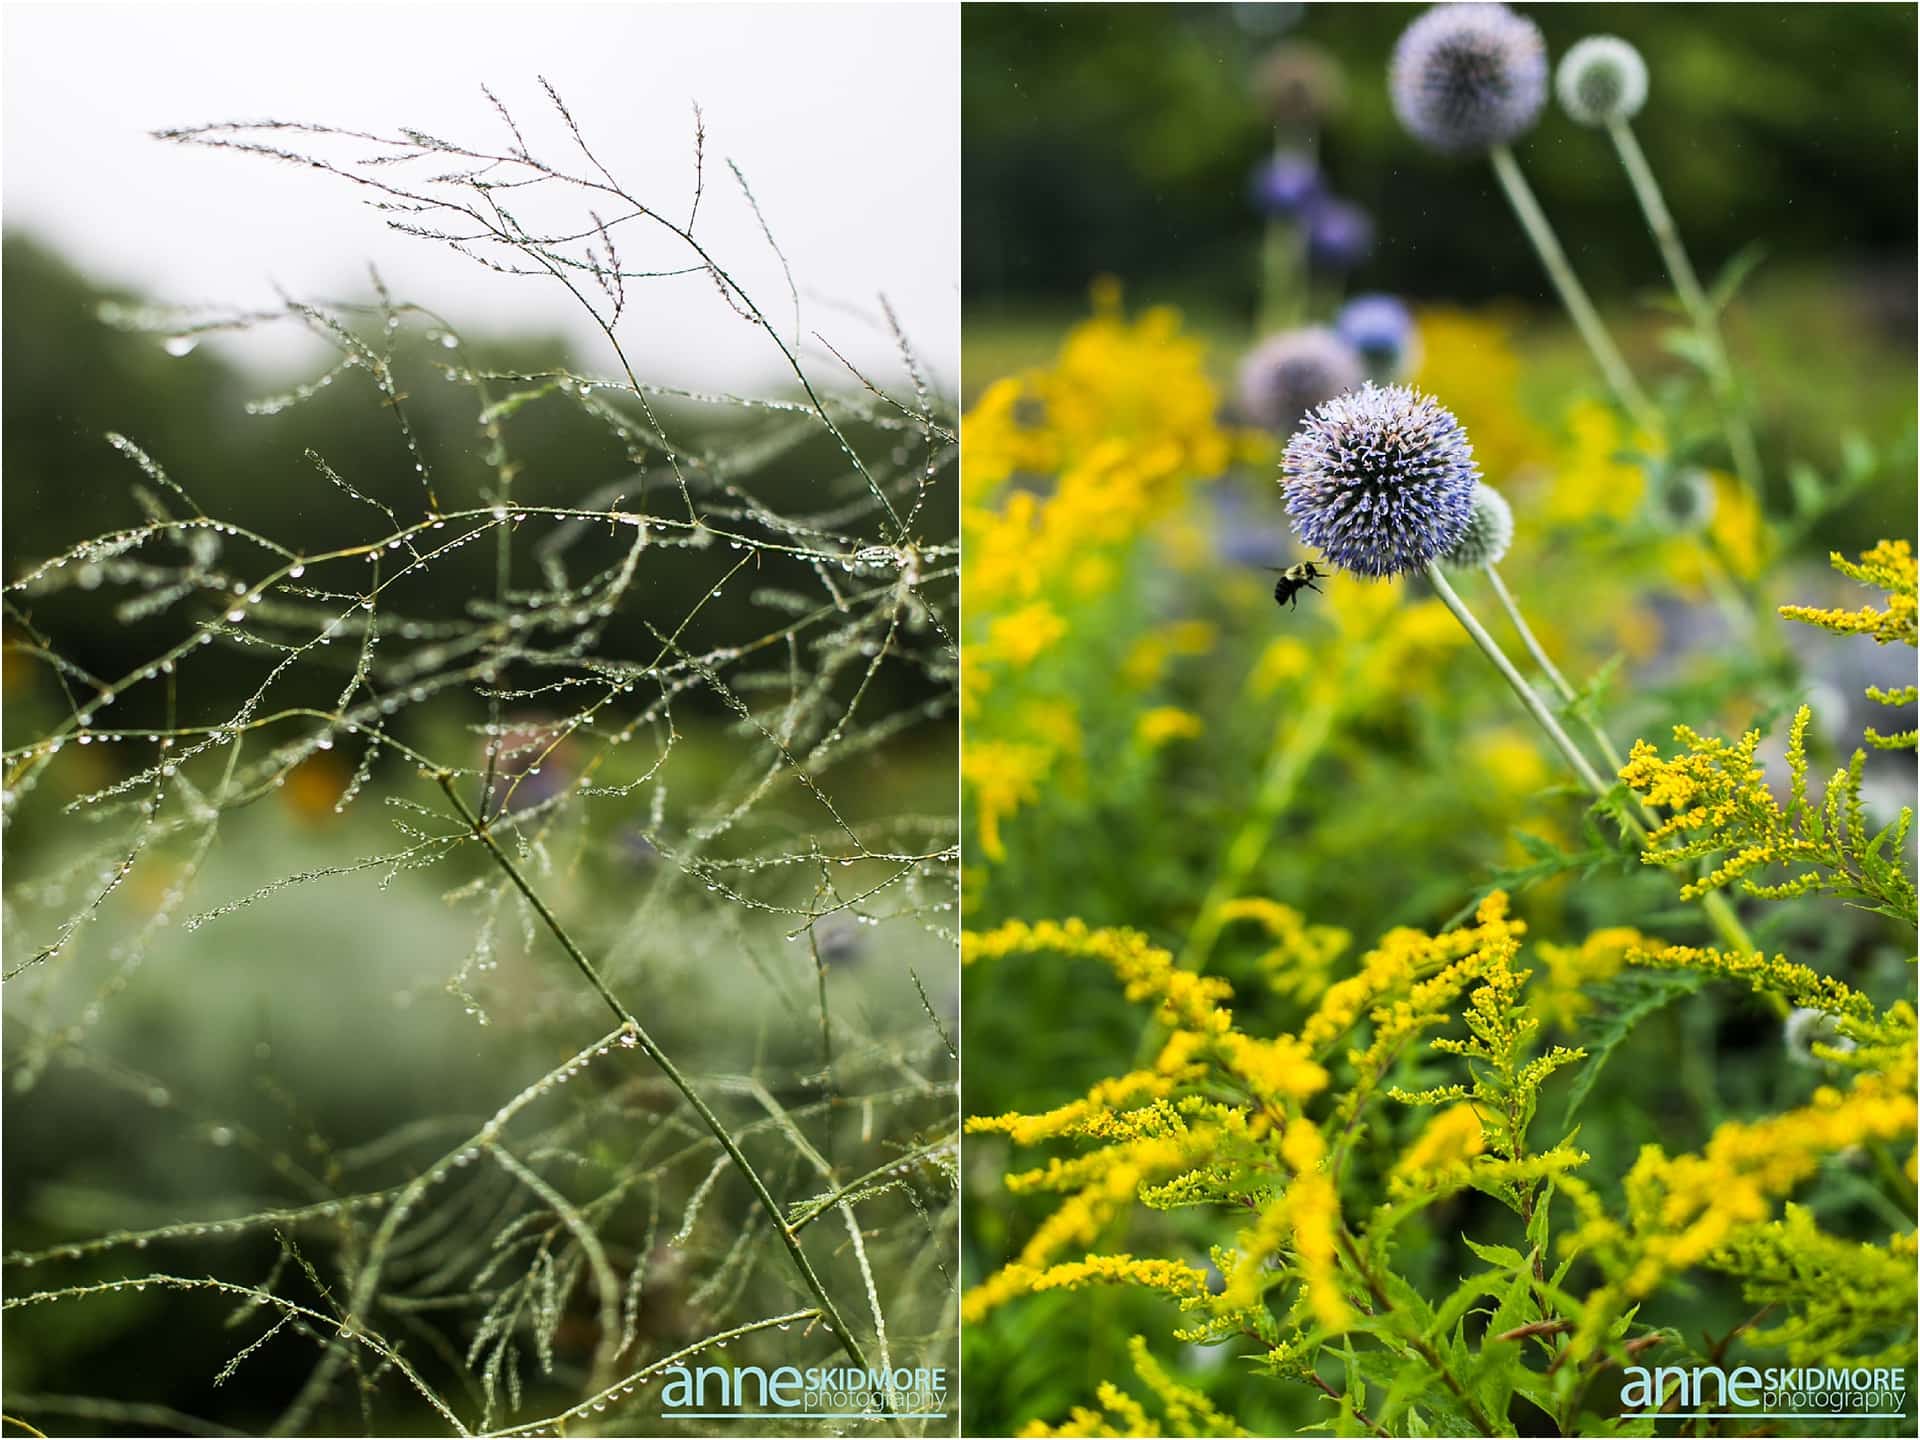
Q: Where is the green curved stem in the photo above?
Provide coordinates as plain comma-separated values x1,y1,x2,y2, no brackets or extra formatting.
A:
1488,143,1660,436
433,773,877,1380
1426,565,1757,957
1180,682,1343,976
1608,118,1765,500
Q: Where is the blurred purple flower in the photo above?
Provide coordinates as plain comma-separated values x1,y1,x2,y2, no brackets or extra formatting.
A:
1249,152,1322,218
1336,293,1418,375
1281,383,1479,578
1390,3,1548,154
1305,197,1375,270
1237,327,1365,436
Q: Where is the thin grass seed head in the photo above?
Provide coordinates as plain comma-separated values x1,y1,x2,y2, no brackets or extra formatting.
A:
1390,3,1549,154
1238,328,1366,436
1305,195,1376,270
1336,293,1420,378
1281,383,1480,578
1250,151,1323,218
1557,35,1650,126
1439,481,1515,570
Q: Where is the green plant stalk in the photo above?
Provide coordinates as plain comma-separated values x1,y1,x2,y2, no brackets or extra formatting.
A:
1608,118,1765,499
1488,143,1660,437
1181,681,1343,974
1259,217,1309,336
433,773,877,1380
1484,565,1641,806
1426,565,1757,957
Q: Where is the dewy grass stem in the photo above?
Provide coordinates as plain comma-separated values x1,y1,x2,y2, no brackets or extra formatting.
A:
1608,117,1765,499
1426,565,1759,958
432,772,878,1382
1488,143,1659,437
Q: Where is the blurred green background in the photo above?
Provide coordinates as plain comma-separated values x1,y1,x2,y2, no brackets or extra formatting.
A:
965,2,1916,315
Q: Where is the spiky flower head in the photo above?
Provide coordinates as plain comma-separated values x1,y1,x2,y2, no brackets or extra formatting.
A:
1282,384,1480,578
1390,3,1548,154
1439,481,1515,570
1237,328,1365,436
1250,152,1322,218
1254,40,1347,126
1305,196,1375,270
1336,293,1419,377
1556,35,1648,126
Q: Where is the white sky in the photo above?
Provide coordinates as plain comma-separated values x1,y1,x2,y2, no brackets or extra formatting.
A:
0,1,958,394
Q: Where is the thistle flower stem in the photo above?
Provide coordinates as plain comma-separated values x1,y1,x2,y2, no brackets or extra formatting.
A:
1426,563,1615,798
1483,563,1642,810
1608,118,1765,499
1259,217,1309,334
433,773,877,1382
1432,566,1758,957
1488,144,1660,436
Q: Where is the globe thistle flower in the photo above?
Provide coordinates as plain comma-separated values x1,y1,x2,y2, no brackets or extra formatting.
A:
1335,293,1420,377
1556,35,1649,127
1254,40,1347,126
1390,3,1549,154
1439,481,1515,571
1645,463,1717,534
1784,1006,1858,1069
1281,384,1479,578
1305,196,1375,270
1237,328,1365,436
1250,152,1322,218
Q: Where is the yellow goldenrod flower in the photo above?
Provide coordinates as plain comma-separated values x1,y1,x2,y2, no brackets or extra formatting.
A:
1137,707,1205,748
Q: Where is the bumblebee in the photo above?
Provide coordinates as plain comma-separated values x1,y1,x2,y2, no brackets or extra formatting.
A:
1270,561,1326,610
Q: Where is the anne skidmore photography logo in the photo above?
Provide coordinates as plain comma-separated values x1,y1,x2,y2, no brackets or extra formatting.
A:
1620,1362,1910,1421
659,1362,949,1422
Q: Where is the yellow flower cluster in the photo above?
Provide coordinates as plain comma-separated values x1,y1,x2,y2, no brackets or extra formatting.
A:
1136,706,1205,748
1621,705,1916,919
962,292,1243,862
1391,1101,1488,1182
1567,1042,1916,1305
1780,540,1917,749
1532,926,1650,1030
1212,898,1351,1004
1019,1335,1248,1438
962,897,1531,1343
1779,539,1918,648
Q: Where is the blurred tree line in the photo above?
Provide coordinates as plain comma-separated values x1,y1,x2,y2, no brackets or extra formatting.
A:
2,235,953,742
963,2,1918,317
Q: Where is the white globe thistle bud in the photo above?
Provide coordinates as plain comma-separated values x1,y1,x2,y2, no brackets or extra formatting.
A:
1439,482,1514,571
1645,464,1716,535
1784,1007,1858,1069
1556,36,1649,127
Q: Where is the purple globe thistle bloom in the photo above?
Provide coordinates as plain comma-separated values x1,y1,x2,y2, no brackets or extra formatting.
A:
1336,293,1418,375
1249,151,1322,218
1237,328,1365,436
1390,3,1548,155
1305,196,1375,270
1281,384,1479,578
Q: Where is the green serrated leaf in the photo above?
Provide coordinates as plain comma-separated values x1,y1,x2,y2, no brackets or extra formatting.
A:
1560,969,1709,1124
